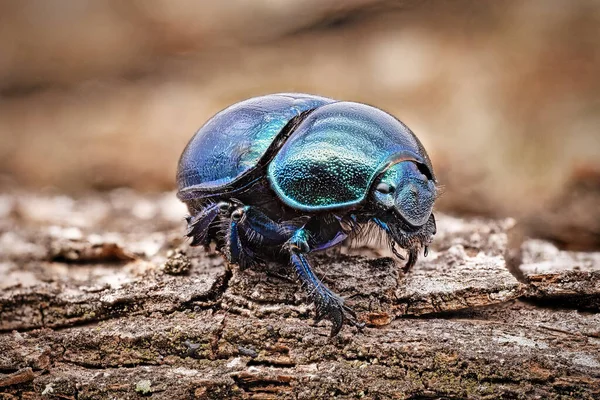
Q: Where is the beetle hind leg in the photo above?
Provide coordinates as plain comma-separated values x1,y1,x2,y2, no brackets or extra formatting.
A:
186,202,221,246
286,228,364,336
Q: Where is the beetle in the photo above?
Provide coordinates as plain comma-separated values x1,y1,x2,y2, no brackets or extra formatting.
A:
177,93,437,335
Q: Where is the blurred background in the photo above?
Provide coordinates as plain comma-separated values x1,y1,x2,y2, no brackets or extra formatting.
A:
0,0,598,249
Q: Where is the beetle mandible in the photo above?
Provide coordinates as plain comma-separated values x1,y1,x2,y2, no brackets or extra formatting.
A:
177,93,437,335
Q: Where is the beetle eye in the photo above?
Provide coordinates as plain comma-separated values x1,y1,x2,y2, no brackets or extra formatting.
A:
376,183,395,194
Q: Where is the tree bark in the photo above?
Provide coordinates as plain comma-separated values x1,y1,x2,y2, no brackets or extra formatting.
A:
1,192,599,399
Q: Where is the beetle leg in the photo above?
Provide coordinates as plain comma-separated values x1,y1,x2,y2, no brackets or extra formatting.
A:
372,214,437,273
223,206,259,270
238,206,293,245
186,202,221,246
286,228,364,336
223,204,295,270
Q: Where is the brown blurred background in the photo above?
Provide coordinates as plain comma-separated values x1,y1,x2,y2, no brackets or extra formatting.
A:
1,0,599,249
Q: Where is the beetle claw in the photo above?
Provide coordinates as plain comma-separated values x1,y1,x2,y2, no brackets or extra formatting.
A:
390,242,406,260
401,248,419,273
314,297,364,337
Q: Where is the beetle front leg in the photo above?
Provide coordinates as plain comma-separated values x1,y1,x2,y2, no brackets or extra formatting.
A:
286,228,364,336
373,213,437,273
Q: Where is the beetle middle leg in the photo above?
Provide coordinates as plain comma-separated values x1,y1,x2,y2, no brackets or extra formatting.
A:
285,227,364,336
215,204,364,335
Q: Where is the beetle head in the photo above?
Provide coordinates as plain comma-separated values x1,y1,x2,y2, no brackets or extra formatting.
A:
373,160,436,227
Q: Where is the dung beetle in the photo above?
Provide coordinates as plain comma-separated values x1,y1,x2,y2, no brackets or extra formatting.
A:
177,93,437,335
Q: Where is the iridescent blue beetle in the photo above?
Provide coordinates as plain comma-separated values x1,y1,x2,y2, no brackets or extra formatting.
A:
177,93,437,335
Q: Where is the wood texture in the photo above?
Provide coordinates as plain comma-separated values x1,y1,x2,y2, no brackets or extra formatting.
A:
1,192,599,399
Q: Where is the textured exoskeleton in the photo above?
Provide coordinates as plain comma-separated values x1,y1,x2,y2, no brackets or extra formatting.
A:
177,93,437,335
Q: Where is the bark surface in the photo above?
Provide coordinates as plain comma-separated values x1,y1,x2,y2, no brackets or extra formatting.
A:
0,192,599,399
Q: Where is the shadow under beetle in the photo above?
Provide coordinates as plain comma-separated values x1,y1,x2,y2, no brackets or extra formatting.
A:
177,93,437,336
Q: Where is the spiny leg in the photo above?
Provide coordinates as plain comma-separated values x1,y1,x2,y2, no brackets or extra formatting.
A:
223,206,258,270
239,206,293,245
286,228,364,336
234,205,299,280
185,202,222,246
372,213,437,273
219,204,364,335
400,213,436,272
223,203,293,270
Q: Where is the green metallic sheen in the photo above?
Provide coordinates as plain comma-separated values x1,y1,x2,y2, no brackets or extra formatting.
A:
267,102,433,211
177,93,334,191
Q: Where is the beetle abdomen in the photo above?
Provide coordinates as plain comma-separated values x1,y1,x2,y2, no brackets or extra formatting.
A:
267,102,431,211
